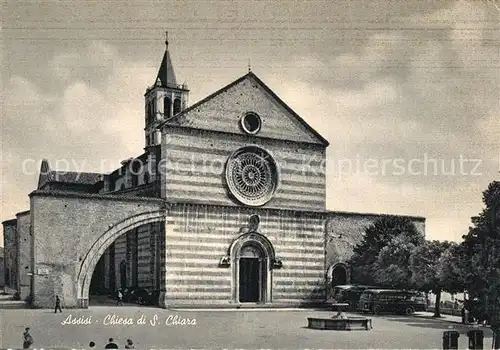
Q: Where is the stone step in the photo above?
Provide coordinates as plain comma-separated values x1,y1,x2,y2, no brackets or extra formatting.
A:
0,300,26,309
0,294,14,301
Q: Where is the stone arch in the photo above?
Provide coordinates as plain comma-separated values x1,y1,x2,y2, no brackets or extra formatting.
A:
229,232,275,304
326,262,350,287
76,210,165,307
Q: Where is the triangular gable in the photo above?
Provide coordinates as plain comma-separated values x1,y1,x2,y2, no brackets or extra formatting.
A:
161,72,329,146
37,159,51,189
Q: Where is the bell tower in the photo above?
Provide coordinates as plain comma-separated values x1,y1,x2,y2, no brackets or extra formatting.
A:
144,32,189,149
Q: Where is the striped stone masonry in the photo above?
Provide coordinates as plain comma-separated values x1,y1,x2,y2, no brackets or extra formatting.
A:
161,128,326,211
163,203,326,307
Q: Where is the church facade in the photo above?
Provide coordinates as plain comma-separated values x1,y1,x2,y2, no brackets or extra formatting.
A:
2,38,425,308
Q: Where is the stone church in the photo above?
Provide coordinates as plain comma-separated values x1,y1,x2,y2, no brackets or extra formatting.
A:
2,37,425,308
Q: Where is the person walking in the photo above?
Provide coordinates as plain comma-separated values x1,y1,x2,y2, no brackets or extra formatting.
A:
54,295,62,313
22,327,34,349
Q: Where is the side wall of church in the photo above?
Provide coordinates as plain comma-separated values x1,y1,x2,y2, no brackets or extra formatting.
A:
114,235,127,290
137,225,153,289
325,213,426,296
103,147,161,197
163,203,325,307
104,222,165,292
161,128,326,211
16,212,32,300
2,221,18,292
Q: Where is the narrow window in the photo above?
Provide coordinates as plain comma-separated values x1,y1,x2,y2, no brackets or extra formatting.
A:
131,174,138,187
131,160,141,187
173,98,181,115
120,184,125,190
147,103,152,124
164,96,172,118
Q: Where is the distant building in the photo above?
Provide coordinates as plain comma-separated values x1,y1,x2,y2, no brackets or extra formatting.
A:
2,36,425,308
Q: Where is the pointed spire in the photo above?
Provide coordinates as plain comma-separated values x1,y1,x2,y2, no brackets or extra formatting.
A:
155,32,177,88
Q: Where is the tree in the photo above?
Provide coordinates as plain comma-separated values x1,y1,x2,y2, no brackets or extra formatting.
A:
349,215,425,286
409,240,452,317
461,181,500,349
438,242,469,296
375,234,422,289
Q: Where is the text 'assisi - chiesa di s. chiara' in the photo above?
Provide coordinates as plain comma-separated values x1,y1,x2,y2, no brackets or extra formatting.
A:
2,35,425,309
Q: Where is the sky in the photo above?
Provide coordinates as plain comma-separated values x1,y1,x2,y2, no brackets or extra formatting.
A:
1,0,499,246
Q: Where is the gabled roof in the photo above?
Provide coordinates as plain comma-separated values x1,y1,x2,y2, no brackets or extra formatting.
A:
48,171,103,185
155,42,177,88
159,71,329,146
37,159,103,189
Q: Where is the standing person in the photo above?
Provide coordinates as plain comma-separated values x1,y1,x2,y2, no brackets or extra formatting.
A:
22,327,34,349
125,339,135,349
116,290,123,306
54,295,62,313
464,305,470,324
461,304,466,324
105,338,118,349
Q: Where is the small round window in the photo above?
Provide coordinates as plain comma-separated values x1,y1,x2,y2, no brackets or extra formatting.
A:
240,112,262,135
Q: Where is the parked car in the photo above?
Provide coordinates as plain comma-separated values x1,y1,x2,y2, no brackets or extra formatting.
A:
357,289,427,315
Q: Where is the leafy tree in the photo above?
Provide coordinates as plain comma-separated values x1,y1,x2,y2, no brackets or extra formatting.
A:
461,180,500,349
375,234,423,289
409,240,452,317
349,215,425,286
437,242,469,296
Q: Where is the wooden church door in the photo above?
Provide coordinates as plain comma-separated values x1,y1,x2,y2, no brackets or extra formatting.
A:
239,245,263,302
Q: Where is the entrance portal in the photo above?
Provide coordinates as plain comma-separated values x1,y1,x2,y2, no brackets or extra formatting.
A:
332,264,348,287
230,231,275,304
239,258,261,302
238,244,263,303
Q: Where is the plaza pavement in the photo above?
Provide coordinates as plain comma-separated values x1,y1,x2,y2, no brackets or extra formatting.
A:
0,306,495,349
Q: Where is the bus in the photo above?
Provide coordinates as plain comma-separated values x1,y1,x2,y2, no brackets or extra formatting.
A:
331,285,376,310
357,289,426,315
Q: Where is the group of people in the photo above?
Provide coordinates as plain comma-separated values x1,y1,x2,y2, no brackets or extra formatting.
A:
22,328,135,349
90,338,135,348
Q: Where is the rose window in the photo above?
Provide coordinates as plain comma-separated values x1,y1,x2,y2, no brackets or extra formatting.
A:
225,146,279,206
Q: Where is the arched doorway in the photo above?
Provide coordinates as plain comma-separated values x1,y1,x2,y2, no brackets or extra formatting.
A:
230,232,275,304
89,255,106,295
76,210,165,308
239,244,265,302
332,264,348,287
